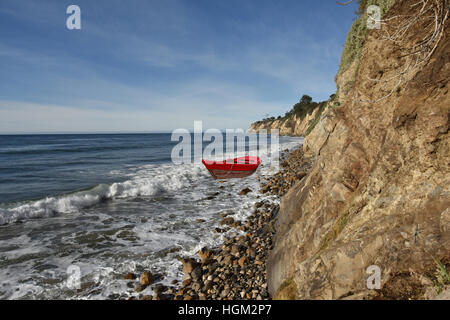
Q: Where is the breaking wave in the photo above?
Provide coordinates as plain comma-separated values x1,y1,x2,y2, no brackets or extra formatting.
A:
0,163,209,225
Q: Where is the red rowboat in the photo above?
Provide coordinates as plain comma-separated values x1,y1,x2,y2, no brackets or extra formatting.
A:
202,156,261,180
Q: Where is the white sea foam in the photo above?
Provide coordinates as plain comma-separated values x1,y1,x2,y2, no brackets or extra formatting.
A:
0,163,210,225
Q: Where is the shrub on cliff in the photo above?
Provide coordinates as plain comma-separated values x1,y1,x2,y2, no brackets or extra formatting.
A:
292,95,319,120
337,0,394,77
253,94,328,129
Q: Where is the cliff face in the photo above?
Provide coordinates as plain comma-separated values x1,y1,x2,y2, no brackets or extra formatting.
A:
268,0,449,300
249,105,325,136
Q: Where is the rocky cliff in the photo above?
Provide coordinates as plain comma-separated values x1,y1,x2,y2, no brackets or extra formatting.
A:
267,0,449,300
249,105,324,136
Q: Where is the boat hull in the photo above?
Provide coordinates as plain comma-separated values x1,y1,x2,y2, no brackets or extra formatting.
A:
205,168,258,180
202,156,261,180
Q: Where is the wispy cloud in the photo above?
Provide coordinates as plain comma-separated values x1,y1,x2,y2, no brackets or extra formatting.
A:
0,0,357,133
0,97,281,133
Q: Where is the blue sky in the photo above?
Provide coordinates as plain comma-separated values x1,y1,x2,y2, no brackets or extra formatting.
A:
0,0,358,133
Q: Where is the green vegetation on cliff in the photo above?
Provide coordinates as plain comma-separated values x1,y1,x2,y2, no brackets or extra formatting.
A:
273,277,297,300
337,0,394,78
253,94,328,136
257,95,322,123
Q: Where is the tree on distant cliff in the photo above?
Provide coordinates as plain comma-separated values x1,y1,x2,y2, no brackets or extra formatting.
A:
292,95,317,119
300,95,313,104
260,94,327,124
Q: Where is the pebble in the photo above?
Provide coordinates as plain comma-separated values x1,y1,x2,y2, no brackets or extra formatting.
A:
134,284,146,293
140,271,154,286
123,273,136,280
220,217,235,226
239,187,252,196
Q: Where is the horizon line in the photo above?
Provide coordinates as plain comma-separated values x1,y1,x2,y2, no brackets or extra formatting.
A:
0,131,174,135
0,129,257,135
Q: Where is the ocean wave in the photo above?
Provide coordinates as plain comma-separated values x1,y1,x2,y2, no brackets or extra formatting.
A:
0,163,209,226
0,136,304,226
0,144,143,155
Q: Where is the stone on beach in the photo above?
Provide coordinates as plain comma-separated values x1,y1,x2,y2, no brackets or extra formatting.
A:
180,258,199,274
220,217,235,226
140,271,155,286
123,273,136,280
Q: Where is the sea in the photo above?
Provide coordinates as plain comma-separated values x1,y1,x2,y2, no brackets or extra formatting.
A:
0,133,303,299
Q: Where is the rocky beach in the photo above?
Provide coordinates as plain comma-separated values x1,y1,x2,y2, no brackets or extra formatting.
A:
121,147,313,300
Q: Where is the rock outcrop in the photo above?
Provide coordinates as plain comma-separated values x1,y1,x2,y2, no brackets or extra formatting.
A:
249,104,325,136
267,0,449,300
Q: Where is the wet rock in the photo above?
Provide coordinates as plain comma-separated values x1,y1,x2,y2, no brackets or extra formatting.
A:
214,227,225,233
220,212,233,218
134,284,146,293
182,278,192,287
231,221,242,228
260,185,270,194
198,247,212,261
152,293,163,300
191,267,202,281
123,273,136,280
167,247,181,254
220,217,235,226
206,192,220,200
153,284,167,294
180,258,199,274
240,187,252,196
140,271,155,286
